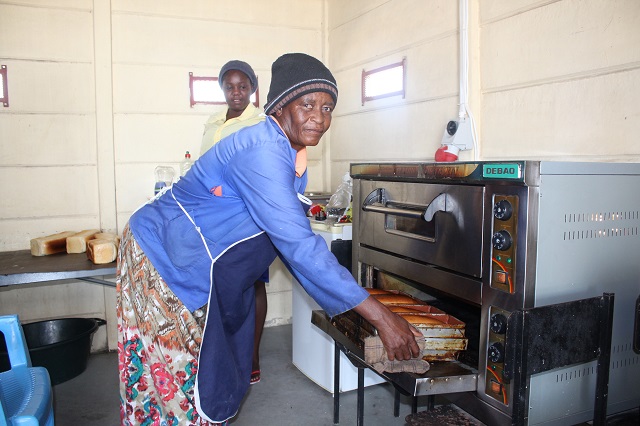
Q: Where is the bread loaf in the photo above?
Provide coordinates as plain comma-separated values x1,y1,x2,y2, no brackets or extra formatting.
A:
364,288,392,295
372,294,425,306
66,229,101,254
388,306,427,314
397,313,446,327
86,239,118,264
94,232,120,246
30,231,76,256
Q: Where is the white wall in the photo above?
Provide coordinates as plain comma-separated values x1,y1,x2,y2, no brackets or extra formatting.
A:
479,0,640,161
1,0,639,351
0,0,114,349
325,0,640,189
326,0,462,186
0,0,326,350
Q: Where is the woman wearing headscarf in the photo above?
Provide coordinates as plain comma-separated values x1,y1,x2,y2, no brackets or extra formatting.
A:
199,60,267,386
199,60,264,153
116,53,421,425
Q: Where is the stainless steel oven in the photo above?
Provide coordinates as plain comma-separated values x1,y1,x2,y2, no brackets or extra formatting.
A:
351,160,640,426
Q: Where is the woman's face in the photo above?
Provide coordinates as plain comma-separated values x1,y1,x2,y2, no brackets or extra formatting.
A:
275,92,335,151
222,70,253,117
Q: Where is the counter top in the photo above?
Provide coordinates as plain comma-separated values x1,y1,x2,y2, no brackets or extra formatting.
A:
0,250,116,287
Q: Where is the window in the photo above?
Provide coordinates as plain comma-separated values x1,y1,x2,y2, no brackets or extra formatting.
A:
0,65,8,107
361,58,406,105
189,73,259,108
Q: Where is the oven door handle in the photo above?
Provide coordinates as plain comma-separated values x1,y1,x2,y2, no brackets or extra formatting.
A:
362,189,453,222
362,188,424,219
423,193,453,221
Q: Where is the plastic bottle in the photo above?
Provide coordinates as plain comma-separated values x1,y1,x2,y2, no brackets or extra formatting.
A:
154,166,175,195
180,151,193,176
326,172,353,218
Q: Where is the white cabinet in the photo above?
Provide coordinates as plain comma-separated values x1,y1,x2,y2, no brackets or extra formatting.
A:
291,221,384,393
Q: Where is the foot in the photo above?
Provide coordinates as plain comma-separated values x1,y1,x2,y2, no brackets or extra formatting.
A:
250,370,261,385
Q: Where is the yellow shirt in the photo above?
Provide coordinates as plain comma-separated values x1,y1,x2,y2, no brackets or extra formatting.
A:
200,103,265,155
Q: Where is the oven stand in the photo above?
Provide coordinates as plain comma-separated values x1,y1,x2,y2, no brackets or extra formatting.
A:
333,341,421,426
312,310,478,425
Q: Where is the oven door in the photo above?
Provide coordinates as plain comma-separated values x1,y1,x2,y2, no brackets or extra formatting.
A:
357,179,484,278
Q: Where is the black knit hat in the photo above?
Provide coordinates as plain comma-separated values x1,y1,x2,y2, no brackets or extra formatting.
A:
218,60,258,94
264,53,338,115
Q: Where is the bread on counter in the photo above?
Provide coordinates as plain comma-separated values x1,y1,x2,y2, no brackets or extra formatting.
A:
87,239,118,264
66,229,101,254
30,231,76,256
93,232,120,246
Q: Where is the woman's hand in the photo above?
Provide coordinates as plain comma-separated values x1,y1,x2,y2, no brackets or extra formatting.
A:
353,296,422,361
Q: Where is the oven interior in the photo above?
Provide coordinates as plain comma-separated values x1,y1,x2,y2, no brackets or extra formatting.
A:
367,268,481,369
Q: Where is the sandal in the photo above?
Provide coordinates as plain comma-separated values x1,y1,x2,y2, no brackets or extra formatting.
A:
250,370,261,385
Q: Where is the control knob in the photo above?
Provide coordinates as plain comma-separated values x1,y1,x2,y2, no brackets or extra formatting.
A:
493,200,513,221
490,314,508,335
492,230,512,251
488,342,505,363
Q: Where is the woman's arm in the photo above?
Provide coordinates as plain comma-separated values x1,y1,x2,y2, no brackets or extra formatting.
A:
353,296,422,361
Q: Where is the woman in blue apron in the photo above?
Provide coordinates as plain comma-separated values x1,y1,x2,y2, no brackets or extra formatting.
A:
116,53,422,425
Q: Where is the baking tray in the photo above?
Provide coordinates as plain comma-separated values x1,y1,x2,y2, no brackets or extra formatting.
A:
312,310,478,396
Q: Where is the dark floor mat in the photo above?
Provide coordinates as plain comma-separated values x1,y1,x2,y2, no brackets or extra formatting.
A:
405,404,485,426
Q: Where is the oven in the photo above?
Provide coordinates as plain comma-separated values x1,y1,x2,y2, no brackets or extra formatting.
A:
350,160,640,426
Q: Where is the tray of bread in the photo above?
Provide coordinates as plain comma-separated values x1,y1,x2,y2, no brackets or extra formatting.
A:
331,288,468,361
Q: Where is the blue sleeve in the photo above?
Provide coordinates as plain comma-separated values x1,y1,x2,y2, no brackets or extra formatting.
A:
225,143,367,317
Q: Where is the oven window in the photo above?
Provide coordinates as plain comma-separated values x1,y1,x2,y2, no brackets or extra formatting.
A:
385,201,436,241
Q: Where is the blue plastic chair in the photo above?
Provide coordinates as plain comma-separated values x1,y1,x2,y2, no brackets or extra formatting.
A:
0,315,54,426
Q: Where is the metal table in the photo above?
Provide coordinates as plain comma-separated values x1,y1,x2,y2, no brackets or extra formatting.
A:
0,250,116,288
311,310,478,426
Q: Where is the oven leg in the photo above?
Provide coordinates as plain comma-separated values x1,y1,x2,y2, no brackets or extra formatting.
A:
393,389,400,417
334,342,340,424
357,367,365,426
411,396,418,414
427,395,435,410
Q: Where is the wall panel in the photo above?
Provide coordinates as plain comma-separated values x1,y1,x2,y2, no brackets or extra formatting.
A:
112,0,322,29
0,217,100,252
328,0,456,69
0,3,92,61
480,0,560,23
327,0,389,29
482,0,640,91
334,38,458,115
0,115,96,166
331,98,455,161
482,68,640,159
1,166,99,218
114,114,206,163
326,0,461,187
0,60,94,113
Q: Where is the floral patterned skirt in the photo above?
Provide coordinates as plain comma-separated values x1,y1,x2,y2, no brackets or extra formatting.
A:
116,224,225,426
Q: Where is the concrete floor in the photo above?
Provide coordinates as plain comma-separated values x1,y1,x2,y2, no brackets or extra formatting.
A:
52,324,434,426
52,324,639,426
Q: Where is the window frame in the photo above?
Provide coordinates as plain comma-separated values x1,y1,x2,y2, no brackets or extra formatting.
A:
189,73,259,108
361,57,406,106
0,65,8,107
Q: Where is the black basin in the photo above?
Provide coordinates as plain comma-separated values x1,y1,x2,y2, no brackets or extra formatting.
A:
0,317,106,385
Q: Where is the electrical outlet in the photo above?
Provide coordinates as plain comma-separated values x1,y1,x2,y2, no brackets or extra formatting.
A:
440,117,473,151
